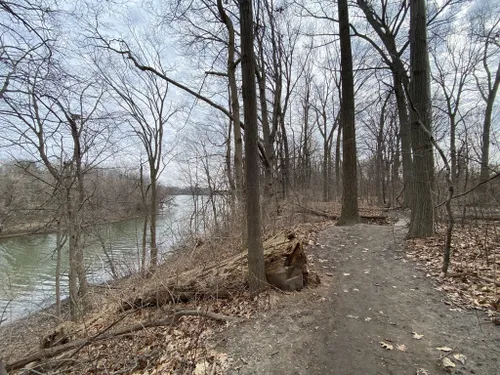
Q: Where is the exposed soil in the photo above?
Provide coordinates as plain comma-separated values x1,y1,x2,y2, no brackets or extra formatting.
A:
218,215,500,375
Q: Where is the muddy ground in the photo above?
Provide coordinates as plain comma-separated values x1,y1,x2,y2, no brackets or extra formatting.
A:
218,216,500,375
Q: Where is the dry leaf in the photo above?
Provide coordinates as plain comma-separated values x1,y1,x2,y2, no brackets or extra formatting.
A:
364,317,372,322
416,369,430,375
441,357,456,369
412,331,424,340
379,341,393,350
405,223,500,313
396,344,407,352
453,353,466,364
436,347,453,352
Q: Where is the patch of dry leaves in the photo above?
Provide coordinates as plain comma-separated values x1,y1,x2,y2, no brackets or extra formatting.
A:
405,222,500,321
15,292,281,375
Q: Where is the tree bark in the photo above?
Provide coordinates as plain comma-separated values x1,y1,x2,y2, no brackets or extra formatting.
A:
239,0,267,293
407,0,434,238
337,0,360,225
149,173,158,269
393,74,413,207
217,0,243,210
335,123,342,200
69,116,89,311
480,59,500,186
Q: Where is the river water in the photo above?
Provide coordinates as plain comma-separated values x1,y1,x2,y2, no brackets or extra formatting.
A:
0,195,209,323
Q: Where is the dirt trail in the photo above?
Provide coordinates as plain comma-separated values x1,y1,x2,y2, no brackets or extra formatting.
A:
218,218,500,375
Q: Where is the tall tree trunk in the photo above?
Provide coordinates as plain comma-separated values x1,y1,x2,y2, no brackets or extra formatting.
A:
69,116,89,315
239,0,266,293
394,74,413,207
337,0,360,225
335,124,342,200
257,50,274,199
301,83,311,190
280,117,290,198
217,0,243,210
66,193,79,321
55,202,63,318
149,176,158,269
480,60,500,187
407,0,434,238
328,147,334,201
323,141,329,201
450,113,458,186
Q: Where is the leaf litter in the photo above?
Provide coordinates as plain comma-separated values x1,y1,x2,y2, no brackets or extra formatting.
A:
405,222,500,323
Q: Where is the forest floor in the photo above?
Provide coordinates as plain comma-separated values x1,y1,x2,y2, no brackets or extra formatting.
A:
219,214,500,375
1,210,499,374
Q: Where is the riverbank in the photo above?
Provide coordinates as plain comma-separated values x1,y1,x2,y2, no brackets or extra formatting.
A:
0,196,180,240
0,196,193,323
0,214,146,240
0,202,389,374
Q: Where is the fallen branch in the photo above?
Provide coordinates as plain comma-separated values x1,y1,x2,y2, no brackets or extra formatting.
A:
295,205,387,221
6,310,240,372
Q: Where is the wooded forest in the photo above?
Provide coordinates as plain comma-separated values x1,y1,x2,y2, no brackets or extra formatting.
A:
0,1,499,369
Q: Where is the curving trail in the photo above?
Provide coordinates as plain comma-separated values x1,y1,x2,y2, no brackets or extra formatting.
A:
219,218,500,375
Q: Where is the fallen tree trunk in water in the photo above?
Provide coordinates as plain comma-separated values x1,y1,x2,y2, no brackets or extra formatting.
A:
121,231,316,310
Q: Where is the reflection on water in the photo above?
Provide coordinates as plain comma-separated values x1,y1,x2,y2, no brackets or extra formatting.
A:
0,195,207,323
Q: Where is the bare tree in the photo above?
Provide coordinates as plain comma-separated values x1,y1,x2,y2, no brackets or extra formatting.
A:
337,0,360,225
239,0,266,292
430,27,478,187
0,0,52,98
469,4,500,189
354,0,414,208
2,64,107,318
311,65,340,202
407,0,434,238
216,0,244,212
100,62,178,271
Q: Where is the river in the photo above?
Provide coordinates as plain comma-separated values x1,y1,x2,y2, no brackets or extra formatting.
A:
0,195,211,323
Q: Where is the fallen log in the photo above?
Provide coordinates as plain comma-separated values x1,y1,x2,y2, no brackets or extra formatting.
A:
6,310,239,372
122,231,312,310
294,205,388,221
